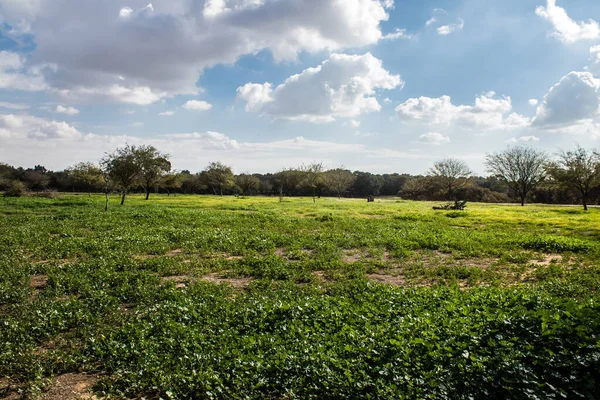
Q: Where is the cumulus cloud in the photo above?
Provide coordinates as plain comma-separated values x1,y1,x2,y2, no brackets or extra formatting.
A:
395,92,529,130
590,45,600,75
505,135,540,144
533,71,600,127
382,28,414,40
0,51,47,91
0,0,396,104
158,111,175,116
536,0,600,44
418,132,450,145
237,53,402,123
0,113,84,140
528,99,539,106
183,100,212,111
349,120,361,128
55,105,79,115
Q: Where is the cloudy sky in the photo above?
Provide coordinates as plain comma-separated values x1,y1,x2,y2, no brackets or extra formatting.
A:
0,0,599,175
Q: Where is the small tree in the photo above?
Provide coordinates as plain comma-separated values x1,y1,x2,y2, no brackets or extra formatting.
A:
485,146,548,206
101,144,143,206
3,180,27,197
137,146,171,200
428,158,472,200
324,168,356,198
547,145,600,211
66,162,104,196
236,174,261,195
202,161,235,196
161,172,184,196
301,162,324,203
274,168,304,201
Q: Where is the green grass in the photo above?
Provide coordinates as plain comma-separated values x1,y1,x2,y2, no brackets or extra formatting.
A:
1,194,599,399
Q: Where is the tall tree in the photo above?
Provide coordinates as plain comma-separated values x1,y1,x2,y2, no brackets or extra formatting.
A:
301,162,324,203
485,146,548,206
236,174,261,195
161,172,185,196
324,168,356,198
137,146,171,200
202,161,235,196
66,162,104,196
101,144,143,206
428,158,473,200
274,169,304,201
547,145,600,211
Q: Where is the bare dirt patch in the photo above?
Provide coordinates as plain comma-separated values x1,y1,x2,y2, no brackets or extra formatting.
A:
30,274,48,290
529,254,565,267
367,272,406,286
39,373,99,400
200,273,252,289
165,248,184,257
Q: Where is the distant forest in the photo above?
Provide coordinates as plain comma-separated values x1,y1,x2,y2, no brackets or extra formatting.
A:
2,144,599,207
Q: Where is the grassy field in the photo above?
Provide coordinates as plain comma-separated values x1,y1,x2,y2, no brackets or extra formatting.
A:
1,195,599,399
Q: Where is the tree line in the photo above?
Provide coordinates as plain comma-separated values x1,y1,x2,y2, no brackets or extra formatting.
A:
1,144,599,210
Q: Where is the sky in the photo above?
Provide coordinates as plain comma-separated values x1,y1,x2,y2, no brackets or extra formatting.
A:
0,0,599,175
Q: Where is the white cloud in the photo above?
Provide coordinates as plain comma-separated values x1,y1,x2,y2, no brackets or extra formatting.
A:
237,53,402,123
0,113,84,140
382,28,414,40
158,111,175,116
55,105,80,115
505,135,540,144
395,92,529,130
590,45,600,75
437,19,464,35
0,102,29,110
533,71,600,127
528,99,539,106
130,122,144,128
0,0,396,103
164,131,239,150
183,100,212,111
349,120,361,128
418,132,450,145
0,51,47,91
535,0,600,44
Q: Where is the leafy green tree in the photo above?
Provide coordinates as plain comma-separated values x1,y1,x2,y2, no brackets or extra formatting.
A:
274,168,304,201
547,145,600,210
161,172,185,196
236,174,261,195
137,146,171,200
101,144,143,206
301,162,324,203
428,158,472,200
324,168,355,198
66,162,105,196
202,161,235,196
485,146,548,206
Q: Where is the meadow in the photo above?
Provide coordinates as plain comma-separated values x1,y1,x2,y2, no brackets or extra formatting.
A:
1,195,599,399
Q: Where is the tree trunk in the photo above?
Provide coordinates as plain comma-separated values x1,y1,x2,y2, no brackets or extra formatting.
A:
583,196,588,211
145,188,150,200
105,192,109,211
520,197,525,207
121,191,126,206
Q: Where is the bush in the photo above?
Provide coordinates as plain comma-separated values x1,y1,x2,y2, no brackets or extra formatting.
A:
3,180,26,197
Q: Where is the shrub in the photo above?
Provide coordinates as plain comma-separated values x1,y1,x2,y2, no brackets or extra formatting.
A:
3,180,26,197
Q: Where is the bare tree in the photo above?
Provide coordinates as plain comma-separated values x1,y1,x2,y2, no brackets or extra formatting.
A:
137,146,171,200
485,146,548,206
101,144,143,206
324,168,356,198
547,145,600,210
428,158,472,200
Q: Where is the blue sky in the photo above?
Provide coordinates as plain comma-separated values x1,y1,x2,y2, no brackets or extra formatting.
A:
0,0,599,175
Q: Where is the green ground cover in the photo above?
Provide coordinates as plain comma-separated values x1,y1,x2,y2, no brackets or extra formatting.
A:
1,195,599,399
